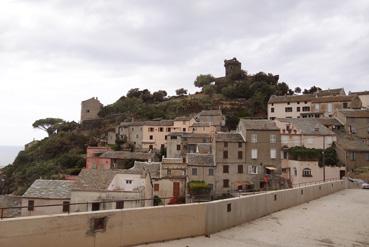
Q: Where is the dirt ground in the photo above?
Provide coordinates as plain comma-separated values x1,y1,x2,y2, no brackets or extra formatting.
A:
143,189,369,247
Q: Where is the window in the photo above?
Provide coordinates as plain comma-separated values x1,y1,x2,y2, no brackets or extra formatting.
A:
302,168,312,177
251,149,258,159
92,202,100,211
183,128,186,132
294,167,297,176
350,152,356,161
149,145,153,150
251,134,257,143
315,104,320,112
281,135,288,144
238,142,242,148
126,180,132,184
159,127,164,132
302,106,310,112
167,169,171,176
343,102,348,109
62,201,70,213
223,151,228,159
170,135,177,140
154,184,159,191
136,134,139,139
271,107,274,113
285,107,293,112
92,217,107,232
224,142,228,148
238,165,243,174
208,168,214,176
223,179,229,188
287,102,290,105
270,148,277,159
304,101,308,104
28,200,34,211
149,135,153,140
297,101,300,104
327,103,333,113
297,107,301,112
149,127,154,132
223,165,229,173
238,151,243,159
192,168,198,176
167,127,171,132
283,150,288,159
270,134,276,143
116,201,124,209
248,165,258,174
177,145,181,151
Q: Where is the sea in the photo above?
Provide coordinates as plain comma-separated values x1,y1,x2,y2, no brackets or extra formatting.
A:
0,146,23,168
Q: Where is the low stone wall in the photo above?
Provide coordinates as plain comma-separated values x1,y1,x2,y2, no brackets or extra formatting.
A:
0,195,21,218
0,180,345,247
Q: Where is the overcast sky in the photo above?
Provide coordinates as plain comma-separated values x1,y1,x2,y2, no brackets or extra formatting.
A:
1,0,369,146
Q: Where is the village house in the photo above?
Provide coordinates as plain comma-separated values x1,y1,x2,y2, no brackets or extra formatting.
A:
213,132,251,194
166,132,213,159
85,146,112,170
237,119,282,190
349,90,369,108
80,97,103,122
335,134,369,172
116,114,218,152
70,162,158,212
152,158,187,204
335,109,369,140
274,118,343,186
21,179,74,217
310,95,362,118
267,88,363,119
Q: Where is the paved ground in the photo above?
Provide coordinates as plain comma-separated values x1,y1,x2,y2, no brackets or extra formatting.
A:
143,189,369,247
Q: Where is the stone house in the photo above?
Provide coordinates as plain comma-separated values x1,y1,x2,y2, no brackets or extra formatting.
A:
186,153,216,195
335,134,369,172
70,162,158,212
237,119,282,190
267,88,362,119
213,132,252,194
21,179,74,217
80,97,103,122
275,118,337,150
268,94,314,120
335,109,369,140
166,132,213,159
152,158,187,204
194,110,225,131
85,146,112,170
284,160,345,186
310,95,362,117
274,118,342,186
349,90,369,109
117,116,217,151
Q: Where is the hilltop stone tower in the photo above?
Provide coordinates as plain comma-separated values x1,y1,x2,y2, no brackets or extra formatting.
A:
80,97,103,122
224,57,242,79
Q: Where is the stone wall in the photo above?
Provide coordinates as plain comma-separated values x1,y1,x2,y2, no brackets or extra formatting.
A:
0,180,345,247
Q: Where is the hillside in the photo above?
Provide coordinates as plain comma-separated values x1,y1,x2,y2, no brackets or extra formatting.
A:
1,66,304,195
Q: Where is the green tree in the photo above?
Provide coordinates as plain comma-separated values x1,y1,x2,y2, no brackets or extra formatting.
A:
323,146,338,166
194,74,215,88
175,88,188,96
32,118,65,136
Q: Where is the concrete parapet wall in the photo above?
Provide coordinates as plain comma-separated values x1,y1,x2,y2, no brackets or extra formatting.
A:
0,180,345,247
